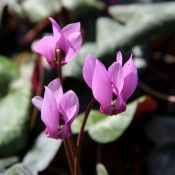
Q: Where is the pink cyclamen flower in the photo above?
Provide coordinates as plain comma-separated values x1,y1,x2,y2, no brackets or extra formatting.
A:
33,17,82,68
83,51,138,115
32,78,79,139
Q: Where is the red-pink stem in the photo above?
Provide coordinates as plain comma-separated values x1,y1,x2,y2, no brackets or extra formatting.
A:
57,50,75,175
74,98,96,175
30,55,44,129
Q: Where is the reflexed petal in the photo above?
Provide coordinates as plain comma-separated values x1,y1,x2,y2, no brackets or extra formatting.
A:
116,51,122,65
114,95,126,114
82,54,97,88
47,78,63,103
122,55,138,101
92,59,112,112
58,90,79,123
32,96,43,111
33,35,57,68
48,17,61,38
108,62,124,95
41,87,59,139
64,32,82,63
62,22,80,37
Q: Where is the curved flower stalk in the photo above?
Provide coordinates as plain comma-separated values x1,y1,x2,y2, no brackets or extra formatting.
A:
33,17,82,68
83,51,138,115
32,78,79,139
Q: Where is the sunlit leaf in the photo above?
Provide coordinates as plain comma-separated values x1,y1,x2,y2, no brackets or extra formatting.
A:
107,2,175,52
72,97,145,143
0,156,19,169
9,0,61,22
0,55,34,156
65,2,175,79
62,0,105,18
96,17,123,58
5,164,33,175
0,55,19,98
23,132,62,174
96,163,109,175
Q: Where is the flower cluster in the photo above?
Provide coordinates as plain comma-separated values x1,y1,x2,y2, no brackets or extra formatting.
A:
32,17,138,140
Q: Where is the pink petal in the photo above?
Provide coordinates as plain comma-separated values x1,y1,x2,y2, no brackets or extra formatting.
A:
57,36,69,63
33,35,57,68
48,17,69,64
46,35,69,66
62,22,80,37
59,123,71,139
108,62,124,95
82,54,97,88
122,55,138,101
92,59,112,112
41,87,59,139
58,90,79,124
48,17,61,38
47,78,63,104
116,51,122,65
47,78,62,92
32,96,43,111
64,32,82,63
114,94,126,114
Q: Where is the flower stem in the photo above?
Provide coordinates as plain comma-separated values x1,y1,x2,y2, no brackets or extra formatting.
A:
63,138,76,175
57,50,75,175
74,98,96,175
30,55,44,129
64,139,74,175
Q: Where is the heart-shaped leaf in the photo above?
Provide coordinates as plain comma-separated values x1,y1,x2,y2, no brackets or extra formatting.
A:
0,55,33,156
72,97,145,143
23,132,62,174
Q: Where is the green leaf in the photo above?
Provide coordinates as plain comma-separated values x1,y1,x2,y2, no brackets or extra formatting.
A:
5,164,33,175
23,132,62,174
108,2,173,23
62,0,105,18
0,56,34,156
64,2,175,79
107,2,175,52
0,55,19,98
96,17,123,58
108,3,144,23
72,110,105,134
96,163,109,175
9,0,61,22
72,97,145,143
0,157,19,169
